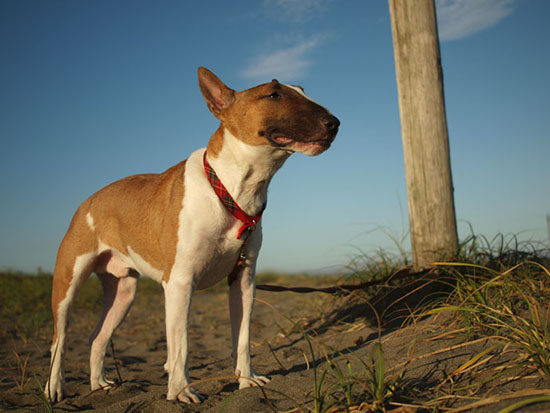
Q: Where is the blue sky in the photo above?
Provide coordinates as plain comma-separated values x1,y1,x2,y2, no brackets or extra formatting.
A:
1,0,548,274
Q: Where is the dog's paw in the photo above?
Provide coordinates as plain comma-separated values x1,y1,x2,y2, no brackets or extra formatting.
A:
91,375,115,391
44,379,65,403
176,387,203,404
99,376,115,389
238,373,271,389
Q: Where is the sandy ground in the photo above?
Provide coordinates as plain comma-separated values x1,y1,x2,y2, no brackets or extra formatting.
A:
1,276,549,412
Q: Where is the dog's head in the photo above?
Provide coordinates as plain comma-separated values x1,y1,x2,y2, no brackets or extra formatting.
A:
198,67,339,156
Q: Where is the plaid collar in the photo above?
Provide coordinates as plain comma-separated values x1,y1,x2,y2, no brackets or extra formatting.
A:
203,151,266,239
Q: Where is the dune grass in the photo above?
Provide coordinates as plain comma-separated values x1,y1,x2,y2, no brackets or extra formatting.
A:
282,233,550,412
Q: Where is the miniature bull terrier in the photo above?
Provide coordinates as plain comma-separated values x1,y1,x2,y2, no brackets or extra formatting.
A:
46,67,339,403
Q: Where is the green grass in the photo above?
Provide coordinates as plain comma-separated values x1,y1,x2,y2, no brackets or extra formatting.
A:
0,272,54,342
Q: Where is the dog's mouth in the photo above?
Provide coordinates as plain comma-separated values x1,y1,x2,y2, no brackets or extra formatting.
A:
266,132,335,156
270,134,295,146
267,132,335,149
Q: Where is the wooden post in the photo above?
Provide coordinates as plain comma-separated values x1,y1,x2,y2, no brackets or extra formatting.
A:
388,0,458,268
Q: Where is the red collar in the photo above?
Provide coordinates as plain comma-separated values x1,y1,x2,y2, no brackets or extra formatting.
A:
203,151,266,239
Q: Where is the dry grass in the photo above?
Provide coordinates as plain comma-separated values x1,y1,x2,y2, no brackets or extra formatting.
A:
282,233,550,412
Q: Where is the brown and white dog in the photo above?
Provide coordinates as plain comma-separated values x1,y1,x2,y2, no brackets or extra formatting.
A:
46,67,339,403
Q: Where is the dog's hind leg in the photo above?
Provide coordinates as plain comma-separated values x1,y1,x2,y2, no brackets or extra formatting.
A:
46,248,96,402
89,271,139,391
46,204,99,402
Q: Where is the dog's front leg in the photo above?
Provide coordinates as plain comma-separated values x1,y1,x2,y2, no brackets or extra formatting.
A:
229,248,270,389
163,277,202,403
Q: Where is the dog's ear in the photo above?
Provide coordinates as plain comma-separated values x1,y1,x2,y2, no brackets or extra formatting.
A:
198,67,236,118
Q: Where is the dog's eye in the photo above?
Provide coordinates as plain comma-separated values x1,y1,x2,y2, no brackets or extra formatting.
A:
268,92,280,99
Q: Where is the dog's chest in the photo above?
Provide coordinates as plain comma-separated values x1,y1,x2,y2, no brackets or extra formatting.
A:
170,150,255,289
194,236,243,289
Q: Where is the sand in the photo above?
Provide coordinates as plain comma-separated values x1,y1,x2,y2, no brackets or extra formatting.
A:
1,276,549,412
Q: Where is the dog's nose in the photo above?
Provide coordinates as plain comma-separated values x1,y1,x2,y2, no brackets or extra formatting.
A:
322,115,340,132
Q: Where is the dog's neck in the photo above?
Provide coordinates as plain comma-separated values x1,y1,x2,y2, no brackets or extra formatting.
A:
206,127,291,216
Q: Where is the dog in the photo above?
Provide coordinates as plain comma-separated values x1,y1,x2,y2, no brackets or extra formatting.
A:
46,67,339,403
